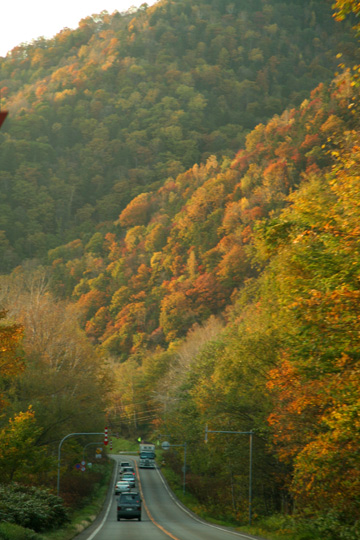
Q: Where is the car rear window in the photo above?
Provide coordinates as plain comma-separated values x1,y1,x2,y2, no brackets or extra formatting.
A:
120,494,140,503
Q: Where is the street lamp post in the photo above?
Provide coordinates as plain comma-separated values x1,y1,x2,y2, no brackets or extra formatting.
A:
161,441,187,495
57,432,105,496
205,425,254,526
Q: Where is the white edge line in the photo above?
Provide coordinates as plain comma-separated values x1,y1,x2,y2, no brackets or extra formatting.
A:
86,460,118,540
155,465,258,540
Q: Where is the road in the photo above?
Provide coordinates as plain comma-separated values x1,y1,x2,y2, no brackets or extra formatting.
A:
74,454,264,540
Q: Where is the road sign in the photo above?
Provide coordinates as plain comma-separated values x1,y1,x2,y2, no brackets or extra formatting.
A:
161,441,170,450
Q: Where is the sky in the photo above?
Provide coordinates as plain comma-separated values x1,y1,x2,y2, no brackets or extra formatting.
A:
0,0,158,57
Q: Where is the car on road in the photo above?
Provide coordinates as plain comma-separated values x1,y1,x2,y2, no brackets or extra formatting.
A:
119,461,131,472
115,480,131,495
117,491,142,521
121,466,135,475
121,472,135,488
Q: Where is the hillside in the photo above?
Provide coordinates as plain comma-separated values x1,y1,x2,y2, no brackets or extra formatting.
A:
45,76,357,358
89,71,360,530
0,0,357,270
0,0,360,537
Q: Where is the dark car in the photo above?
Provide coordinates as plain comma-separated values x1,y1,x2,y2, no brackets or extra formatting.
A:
117,491,142,521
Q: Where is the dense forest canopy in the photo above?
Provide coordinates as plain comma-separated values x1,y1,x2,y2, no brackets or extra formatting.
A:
0,0,357,270
0,0,360,537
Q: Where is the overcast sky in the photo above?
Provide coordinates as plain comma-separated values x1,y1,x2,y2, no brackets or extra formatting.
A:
1,0,158,57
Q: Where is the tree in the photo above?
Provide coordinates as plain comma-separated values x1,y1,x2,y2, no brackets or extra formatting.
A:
0,269,108,448
333,1,360,34
159,291,195,342
264,129,360,520
0,310,24,411
0,408,51,483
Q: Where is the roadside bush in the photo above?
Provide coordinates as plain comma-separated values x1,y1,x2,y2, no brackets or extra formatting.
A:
0,522,41,540
256,512,360,540
0,484,69,532
60,468,104,508
295,512,360,540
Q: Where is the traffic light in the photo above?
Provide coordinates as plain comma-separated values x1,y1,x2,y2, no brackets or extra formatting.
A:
104,427,108,446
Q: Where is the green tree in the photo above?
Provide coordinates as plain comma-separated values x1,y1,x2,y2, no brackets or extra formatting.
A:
0,408,51,483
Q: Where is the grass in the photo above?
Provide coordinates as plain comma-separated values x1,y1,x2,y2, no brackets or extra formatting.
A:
109,436,139,455
0,523,40,540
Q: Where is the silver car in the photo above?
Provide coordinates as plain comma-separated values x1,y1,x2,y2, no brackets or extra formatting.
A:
121,472,135,488
115,480,131,495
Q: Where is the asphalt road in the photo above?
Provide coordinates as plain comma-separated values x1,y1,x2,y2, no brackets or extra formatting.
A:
74,454,264,540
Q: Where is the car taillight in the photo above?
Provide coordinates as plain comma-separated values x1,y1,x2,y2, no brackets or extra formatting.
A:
117,506,122,510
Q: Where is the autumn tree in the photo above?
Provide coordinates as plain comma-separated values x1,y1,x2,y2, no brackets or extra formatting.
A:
0,310,24,411
0,408,51,483
264,129,360,520
0,269,108,447
333,1,360,33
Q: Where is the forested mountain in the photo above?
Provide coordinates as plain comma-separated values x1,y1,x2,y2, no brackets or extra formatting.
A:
47,76,356,359
45,72,360,530
1,0,360,537
0,0,357,270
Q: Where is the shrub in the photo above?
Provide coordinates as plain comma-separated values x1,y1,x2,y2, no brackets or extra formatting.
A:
0,484,69,532
296,512,360,540
0,522,41,540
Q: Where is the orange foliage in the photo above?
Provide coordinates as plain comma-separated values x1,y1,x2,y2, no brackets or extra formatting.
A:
267,359,329,462
119,193,152,228
77,289,107,322
0,311,24,409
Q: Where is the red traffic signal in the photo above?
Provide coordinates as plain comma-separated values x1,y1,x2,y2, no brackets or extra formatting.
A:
0,111,8,129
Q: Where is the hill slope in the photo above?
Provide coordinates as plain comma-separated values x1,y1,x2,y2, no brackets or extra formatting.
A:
47,74,358,359
0,0,357,269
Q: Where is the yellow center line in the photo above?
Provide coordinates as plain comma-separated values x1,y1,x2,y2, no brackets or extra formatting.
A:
135,461,181,540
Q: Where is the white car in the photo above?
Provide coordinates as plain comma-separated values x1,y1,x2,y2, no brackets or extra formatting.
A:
121,472,136,488
115,480,130,495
